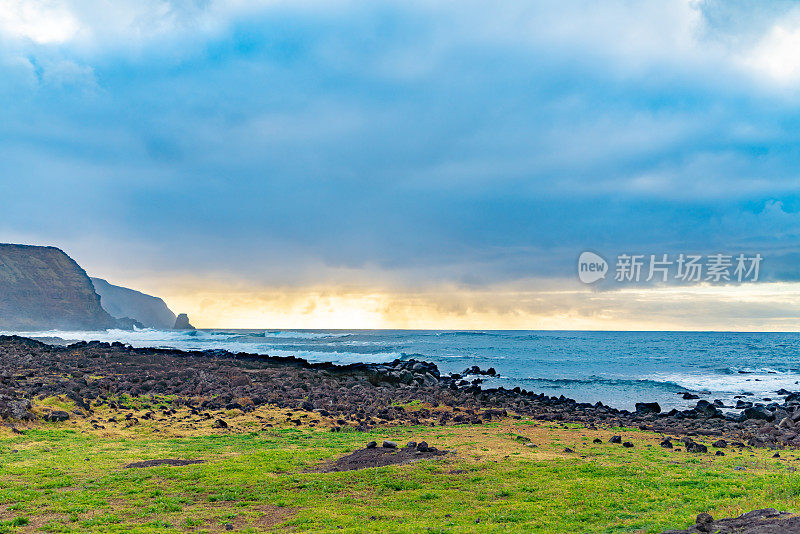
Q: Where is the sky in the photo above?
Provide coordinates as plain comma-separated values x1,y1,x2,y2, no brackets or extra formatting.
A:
2,0,800,329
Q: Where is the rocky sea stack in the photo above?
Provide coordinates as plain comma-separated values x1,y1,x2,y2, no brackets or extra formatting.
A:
173,313,195,330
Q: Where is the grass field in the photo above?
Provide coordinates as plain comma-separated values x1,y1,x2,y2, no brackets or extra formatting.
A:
0,397,797,533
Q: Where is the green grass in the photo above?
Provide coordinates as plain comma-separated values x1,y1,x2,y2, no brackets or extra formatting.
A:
0,409,797,532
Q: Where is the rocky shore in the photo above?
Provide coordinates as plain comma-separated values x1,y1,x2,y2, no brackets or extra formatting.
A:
662,509,799,534
1,335,800,450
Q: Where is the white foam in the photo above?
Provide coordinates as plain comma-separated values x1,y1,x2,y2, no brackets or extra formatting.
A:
0,328,400,365
262,331,353,339
643,370,800,395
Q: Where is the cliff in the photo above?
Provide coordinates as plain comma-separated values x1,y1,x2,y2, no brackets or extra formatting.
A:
0,244,117,331
91,278,176,329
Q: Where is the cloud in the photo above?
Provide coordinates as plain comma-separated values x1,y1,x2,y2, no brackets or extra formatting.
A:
741,19,800,84
0,0,215,47
0,0,79,44
152,278,800,330
2,0,800,329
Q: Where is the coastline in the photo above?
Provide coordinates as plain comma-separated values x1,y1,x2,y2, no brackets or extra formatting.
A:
16,327,800,414
0,334,797,449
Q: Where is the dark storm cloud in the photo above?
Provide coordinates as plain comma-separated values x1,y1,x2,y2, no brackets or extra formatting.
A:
1,0,800,286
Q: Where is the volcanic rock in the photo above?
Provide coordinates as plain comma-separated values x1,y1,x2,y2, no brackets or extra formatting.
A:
661,508,796,534
744,405,774,421
173,313,195,330
635,402,661,414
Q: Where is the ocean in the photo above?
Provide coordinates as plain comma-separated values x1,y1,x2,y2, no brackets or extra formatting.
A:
5,329,800,412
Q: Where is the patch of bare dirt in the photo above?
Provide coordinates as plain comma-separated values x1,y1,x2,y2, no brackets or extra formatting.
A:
187,504,298,532
249,505,298,530
124,458,206,468
319,442,447,472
